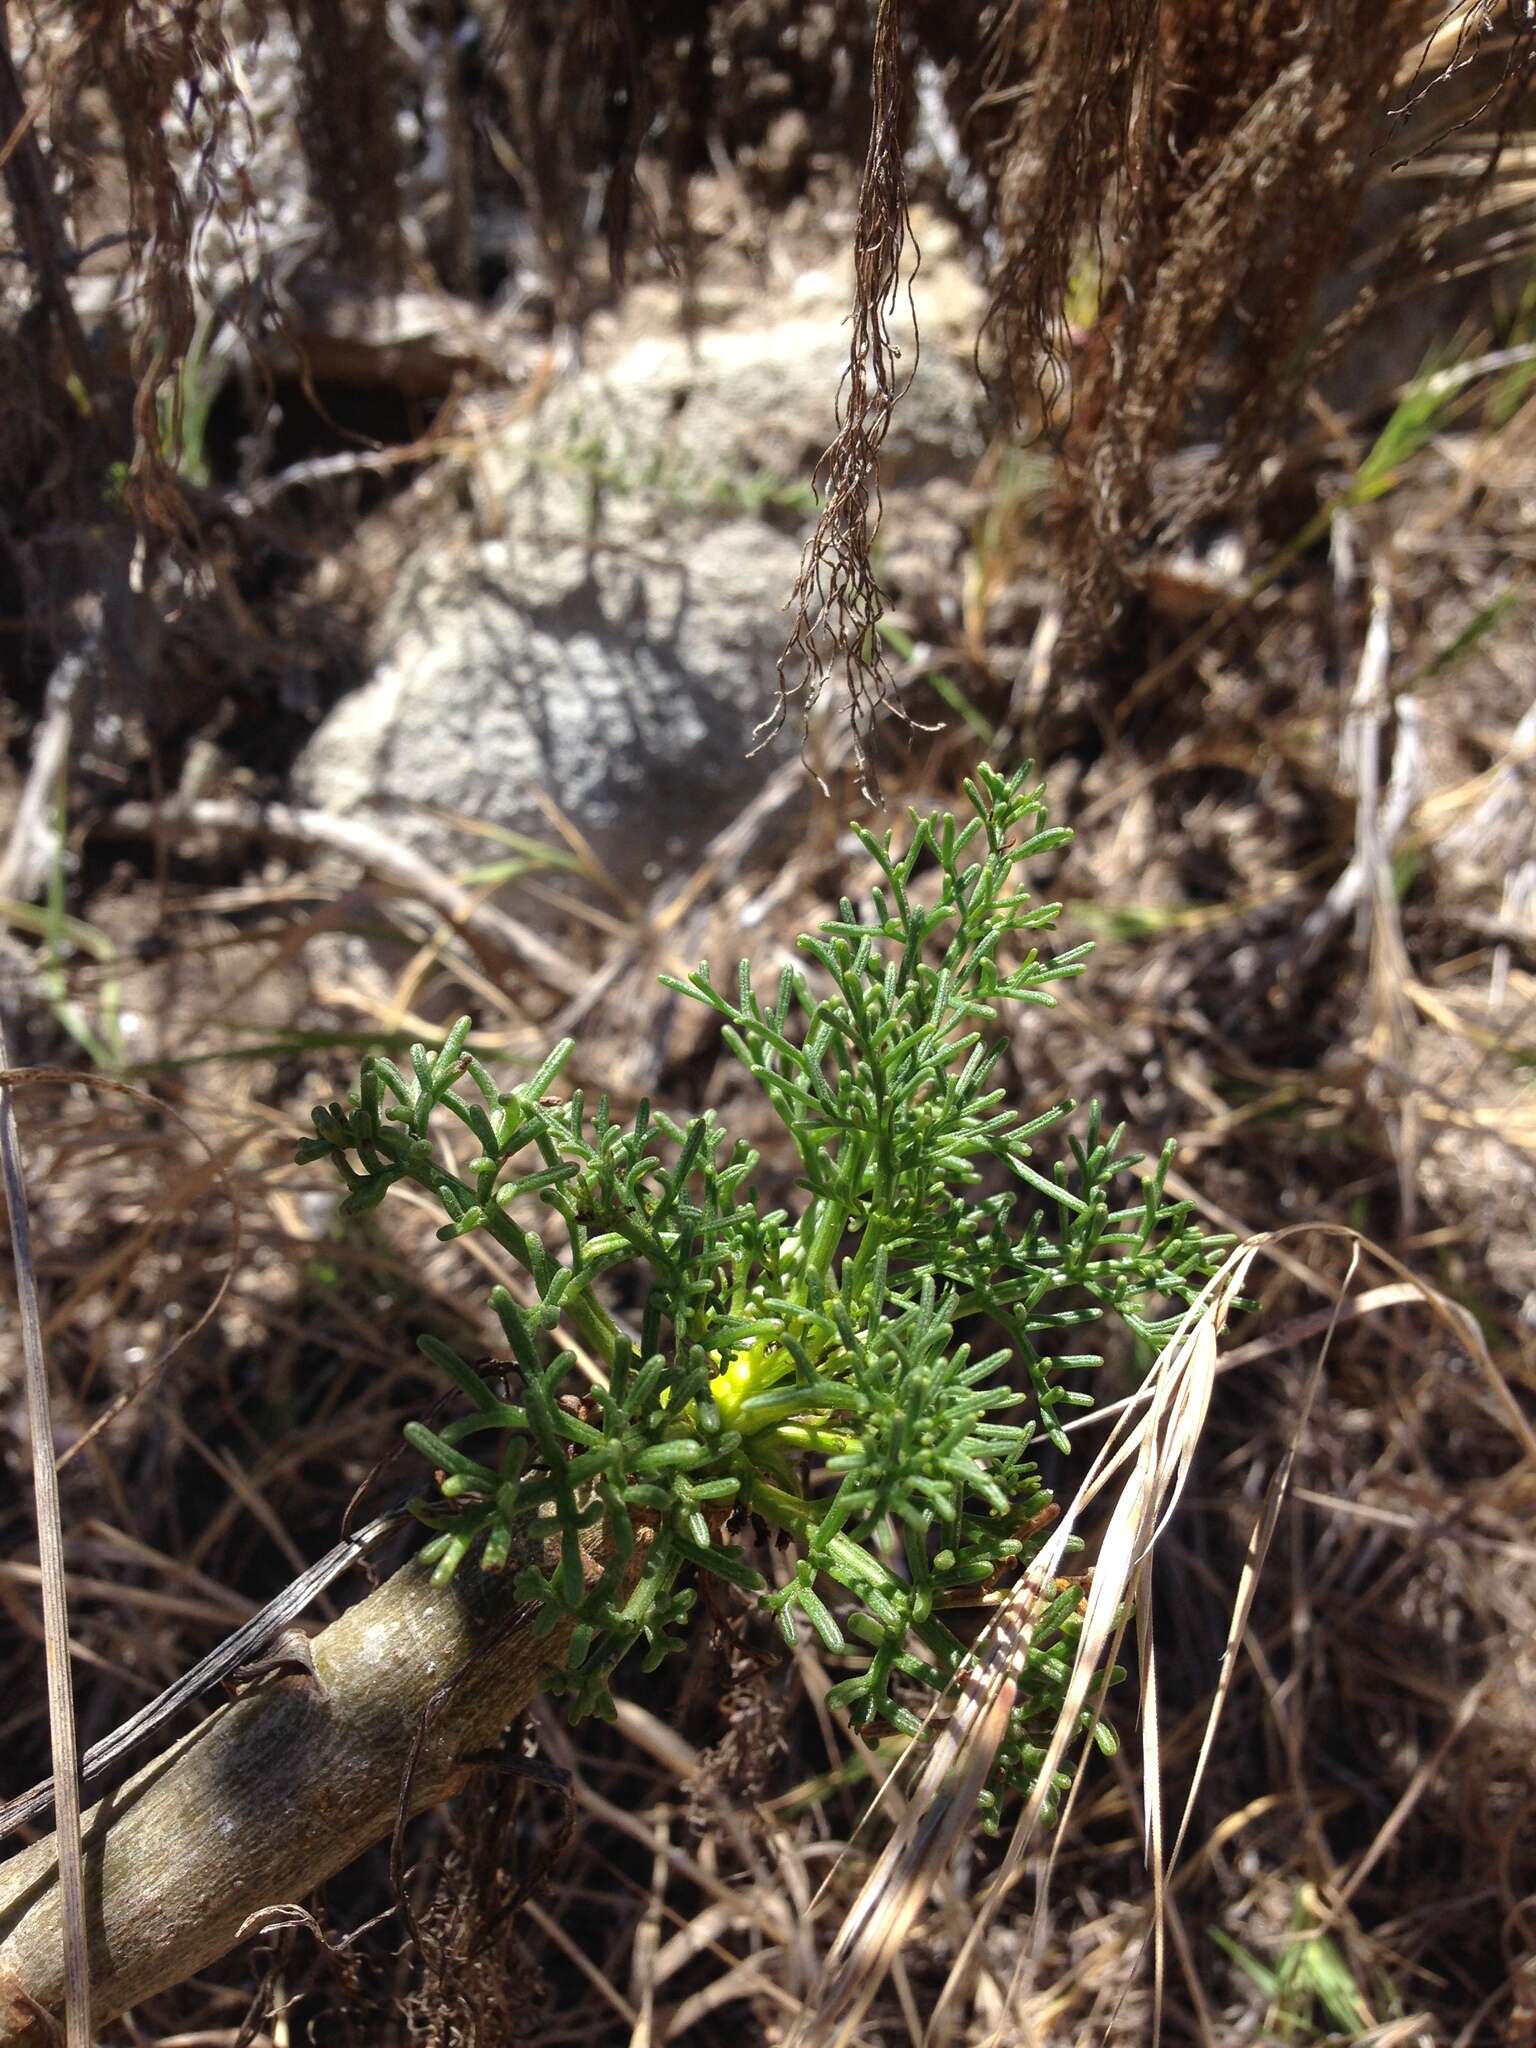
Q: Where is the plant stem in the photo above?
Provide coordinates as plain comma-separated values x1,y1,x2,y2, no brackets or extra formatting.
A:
800,1134,870,1281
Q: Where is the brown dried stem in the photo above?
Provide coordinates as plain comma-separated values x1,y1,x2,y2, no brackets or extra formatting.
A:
773,0,914,791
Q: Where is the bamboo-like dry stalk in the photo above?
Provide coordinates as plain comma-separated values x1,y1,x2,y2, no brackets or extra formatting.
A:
0,1549,565,2043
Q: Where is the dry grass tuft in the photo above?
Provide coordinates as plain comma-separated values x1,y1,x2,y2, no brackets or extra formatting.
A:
287,0,403,284
981,0,1156,429
988,1,1529,672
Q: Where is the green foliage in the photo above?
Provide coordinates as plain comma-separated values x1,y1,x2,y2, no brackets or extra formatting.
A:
298,765,1228,1816
543,417,818,520
1210,1885,1381,2040
873,617,995,744
157,304,223,490
1,809,126,1071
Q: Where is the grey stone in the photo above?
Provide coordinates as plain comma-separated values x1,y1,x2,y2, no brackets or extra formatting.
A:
296,508,804,891
293,294,985,898
491,314,984,508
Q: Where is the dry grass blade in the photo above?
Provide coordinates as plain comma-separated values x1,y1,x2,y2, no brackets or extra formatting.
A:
975,1225,1531,2042
0,1017,92,2046
103,796,585,999
786,1568,1049,2047
0,656,79,905
1068,1283,1424,1438
950,1264,1241,2048
793,1244,1242,2048
796,1216,1531,2048
0,1067,241,1473
1142,1248,1362,2046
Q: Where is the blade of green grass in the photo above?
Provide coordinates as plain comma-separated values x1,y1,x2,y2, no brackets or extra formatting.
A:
874,618,996,743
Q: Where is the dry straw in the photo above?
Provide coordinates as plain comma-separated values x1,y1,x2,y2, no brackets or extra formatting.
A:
793,1223,1530,2047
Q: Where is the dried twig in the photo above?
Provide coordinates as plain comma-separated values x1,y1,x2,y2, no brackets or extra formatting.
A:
0,1014,91,2047
0,1544,574,2043
0,655,85,905
101,796,586,999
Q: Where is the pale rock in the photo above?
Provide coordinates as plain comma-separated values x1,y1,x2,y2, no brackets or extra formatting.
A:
294,280,986,898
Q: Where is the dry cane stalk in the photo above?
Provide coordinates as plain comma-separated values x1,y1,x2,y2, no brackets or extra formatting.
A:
0,1549,571,2043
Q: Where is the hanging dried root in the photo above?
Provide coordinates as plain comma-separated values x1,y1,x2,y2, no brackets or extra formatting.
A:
771,0,915,795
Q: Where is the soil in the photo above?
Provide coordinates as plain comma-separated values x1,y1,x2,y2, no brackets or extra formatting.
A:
2,11,1534,2047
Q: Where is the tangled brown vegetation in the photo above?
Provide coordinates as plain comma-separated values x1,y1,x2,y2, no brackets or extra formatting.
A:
7,1,1531,741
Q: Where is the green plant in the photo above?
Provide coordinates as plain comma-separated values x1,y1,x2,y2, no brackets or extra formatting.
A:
873,617,996,744
2,806,126,1071
1210,1885,1380,2041
547,419,817,521
298,765,1228,1824
157,303,223,489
